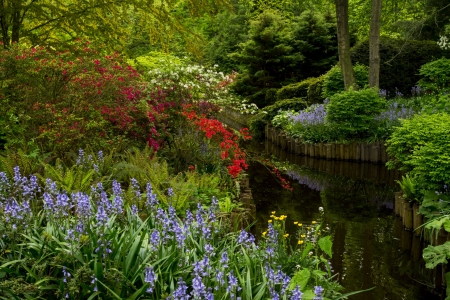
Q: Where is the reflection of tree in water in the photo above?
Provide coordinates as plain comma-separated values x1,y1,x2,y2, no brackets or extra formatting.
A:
285,165,438,299
286,166,395,220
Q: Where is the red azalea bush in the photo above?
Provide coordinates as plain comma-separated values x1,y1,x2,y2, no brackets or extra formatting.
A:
181,103,251,178
0,42,168,155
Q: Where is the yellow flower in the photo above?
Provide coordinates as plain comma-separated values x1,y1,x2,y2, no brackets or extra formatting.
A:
262,231,267,236
312,221,317,224
298,240,304,245
283,234,289,237
307,227,311,230
298,223,303,227
301,234,306,238
268,220,272,223
294,221,298,225
317,232,321,235
270,215,275,218
271,211,276,214
281,215,287,220
274,217,279,220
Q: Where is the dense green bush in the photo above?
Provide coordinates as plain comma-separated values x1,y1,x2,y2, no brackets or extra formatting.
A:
231,9,337,107
326,88,385,137
277,76,325,105
418,58,450,94
351,37,449,97
386,113,450,190
249,98,308,139
276,80,310,100
322,64,369,99
306,75,326,104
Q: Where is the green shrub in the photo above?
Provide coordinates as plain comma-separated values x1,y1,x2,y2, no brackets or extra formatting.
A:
386,113,450,190
277,79,311,100
322,64,369,99
277,76,325,105
307,75,326,104
351,37,449,97
265,88,278,105
418,58,450,94
326,88,385,137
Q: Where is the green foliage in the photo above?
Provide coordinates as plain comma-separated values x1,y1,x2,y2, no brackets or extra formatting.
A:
396,174,420,203
421,94,450,114
423,242,450,269
351,37,450,97
277,80,310,100
326,88,386,138
322,64,369,99
127,51,184,74
386,113,450,190
306,76,326,104
277,76,326,105
418,58,450,94
231,9,337,107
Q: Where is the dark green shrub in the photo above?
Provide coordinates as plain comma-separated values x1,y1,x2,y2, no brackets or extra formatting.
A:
351,37,450,97
276,80,311,100
322,64,369,99
265,88,278,105
418,58,450,94
386,113,450,190
327,88,385,137
307,75,325,104
277,76,326,105
231,9,338,107
248,98,307,139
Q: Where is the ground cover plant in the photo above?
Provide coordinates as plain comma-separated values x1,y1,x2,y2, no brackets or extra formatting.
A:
0,165,349,299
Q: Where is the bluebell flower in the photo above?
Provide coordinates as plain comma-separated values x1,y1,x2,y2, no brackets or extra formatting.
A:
131,178,141,199
76,149,84,165
146,183,158,209
313,286,324,300
73,192,91,218
191,274,206,299
291,286,303,300
171,278,189,300
150,229,160,250
96,205,109,226
97,150,104,162
131,204,138,215
204,243,214,255
144,266,156,293
220,251,229,268
167,187,174,197
62,266,71,283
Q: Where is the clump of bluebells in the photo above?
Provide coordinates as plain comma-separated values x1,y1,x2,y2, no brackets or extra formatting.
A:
0,166,343,299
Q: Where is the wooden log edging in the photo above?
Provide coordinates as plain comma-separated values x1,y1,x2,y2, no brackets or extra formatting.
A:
265,124,388,164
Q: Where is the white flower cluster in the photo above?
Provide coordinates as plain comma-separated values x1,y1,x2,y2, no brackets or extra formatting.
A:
438,35,450,50
147,63,229,102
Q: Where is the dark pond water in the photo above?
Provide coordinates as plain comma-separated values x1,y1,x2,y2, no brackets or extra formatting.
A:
245,139,443,300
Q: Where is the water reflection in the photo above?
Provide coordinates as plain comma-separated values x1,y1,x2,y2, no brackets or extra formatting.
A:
246,139,441,300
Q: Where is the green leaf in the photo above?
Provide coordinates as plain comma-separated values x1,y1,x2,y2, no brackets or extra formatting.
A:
301,242,314,259
423,243,450,269
318,236,333,258
288,269,310,291
334,286,376,299
300,289,316,300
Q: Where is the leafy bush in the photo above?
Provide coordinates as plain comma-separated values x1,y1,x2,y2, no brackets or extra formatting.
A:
386,113,450,190
326,88,386,138
418,58,450,94
351,37,450,97
0,43,163,155
277,76,326,105
322,64,369,99
231,9,337,107
277,79,312,100
306,75,326,104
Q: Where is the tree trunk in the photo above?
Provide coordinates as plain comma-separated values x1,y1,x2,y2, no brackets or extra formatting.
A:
369,0,382,88
11,8,20,44
0,0,10,48
335,0,357,90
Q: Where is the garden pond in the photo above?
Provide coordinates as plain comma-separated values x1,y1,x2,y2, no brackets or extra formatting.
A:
244,138,442,300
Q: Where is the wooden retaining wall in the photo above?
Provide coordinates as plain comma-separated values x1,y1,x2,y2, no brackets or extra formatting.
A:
266,124,389,164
